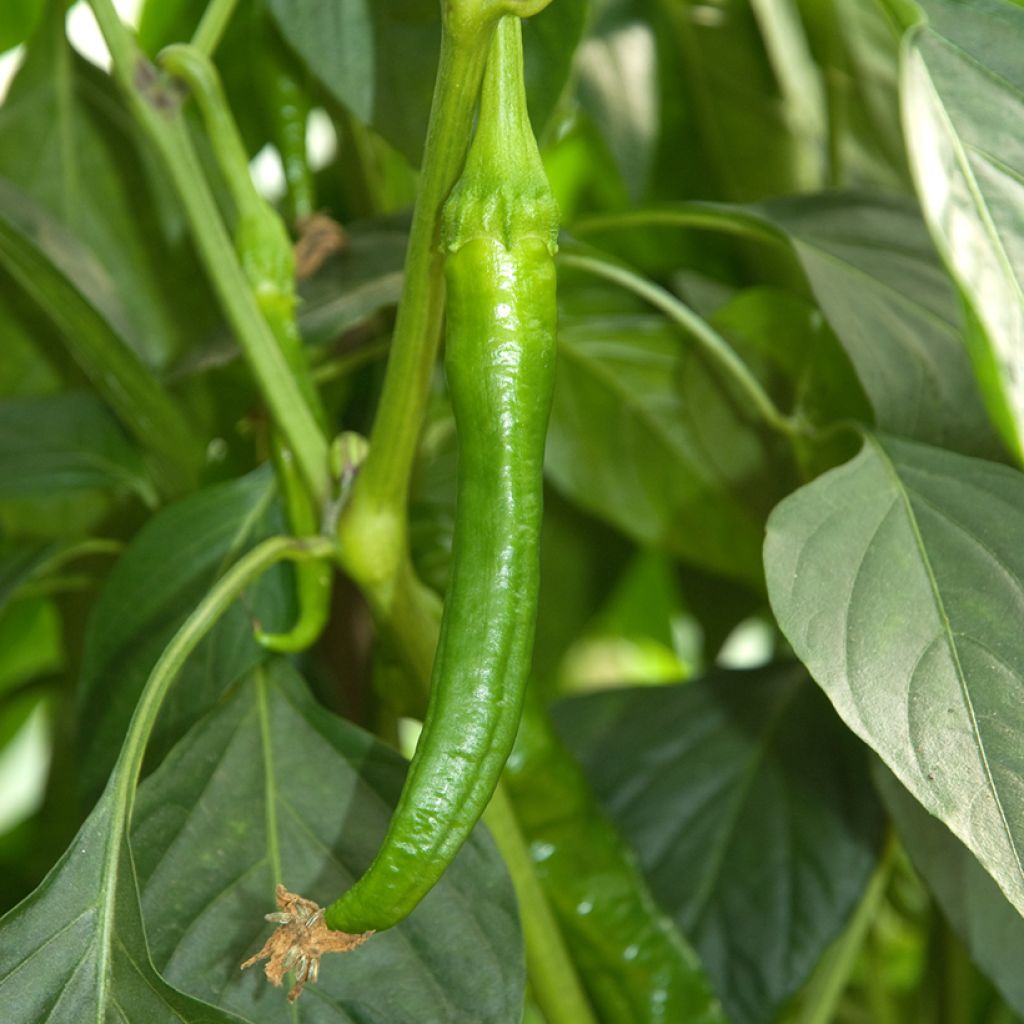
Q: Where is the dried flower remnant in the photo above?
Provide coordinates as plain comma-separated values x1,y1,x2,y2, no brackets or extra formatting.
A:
241,884,373,1001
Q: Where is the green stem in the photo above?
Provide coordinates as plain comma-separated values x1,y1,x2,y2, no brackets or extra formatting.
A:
337,23,493,591
190,0,240,57
311,339,390,386
114,535,336,822
559,250,798,437
573,203,786,248
87,0,330,503
483,785,599,1024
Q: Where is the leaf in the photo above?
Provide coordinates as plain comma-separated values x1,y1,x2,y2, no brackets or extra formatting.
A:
901,0,1024,461
522,0,589,139
765,434,1024,920
0,538,323,1024
749,192,1001,457
796,0,907,189
875,765,1024,1017
655,0,824,200
77,468,292,804
266,0,584,166
131,660,524,1023
0,392,154,504
576,0,660,201
710,286,870,475
0,2,216,369
547,312,796,586
0,0,45,52
0,785,249,1024
555,664,885,1024
0,179,204,495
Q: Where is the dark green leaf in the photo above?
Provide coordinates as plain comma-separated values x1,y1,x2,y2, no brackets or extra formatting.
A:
0,759,247,1024
750,192,1001,457
522,0,589,138
875,765,1024,1017
655,0,825,201
796,0,907,189
0,179,204,494
547,312,795,586
0,4,216,368
765,435,1024,919
77,468,292,803
0,392,154,504
556,664,885,1024
576,0,659,201
133,660,525,1024
266,0,582,166
902,0,1024,460
710,286,869,475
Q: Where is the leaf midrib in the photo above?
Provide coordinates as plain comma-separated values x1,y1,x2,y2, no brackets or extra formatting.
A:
873,438,1024,890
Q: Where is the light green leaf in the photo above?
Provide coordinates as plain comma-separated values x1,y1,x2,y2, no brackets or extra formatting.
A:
556,665,885,1024
133,661,525,1024
765,435,1024,919
0,0,45,52
901,0,1024,461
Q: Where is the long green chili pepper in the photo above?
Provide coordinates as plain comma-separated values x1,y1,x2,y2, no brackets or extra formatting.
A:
160,45,332,652
325,15,558,934
506,697,728,1024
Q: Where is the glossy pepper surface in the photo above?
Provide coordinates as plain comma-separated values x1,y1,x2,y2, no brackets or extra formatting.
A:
325,15,558,934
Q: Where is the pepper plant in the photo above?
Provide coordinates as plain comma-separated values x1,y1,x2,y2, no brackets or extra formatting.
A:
0,0,1022,1021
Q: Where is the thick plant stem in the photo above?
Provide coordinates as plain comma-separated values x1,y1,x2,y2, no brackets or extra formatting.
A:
484,785,599,1024
87,0,331,503
337,25,493,593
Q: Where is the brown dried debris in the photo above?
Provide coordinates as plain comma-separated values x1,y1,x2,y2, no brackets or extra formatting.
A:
294,213,347,280
241,884,373,1002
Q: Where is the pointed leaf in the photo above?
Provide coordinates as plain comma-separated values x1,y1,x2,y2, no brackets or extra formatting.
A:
765,435,1024,918
0,179,203,494
0,783,248,1024
556,665,885,1024
133,661,525,1023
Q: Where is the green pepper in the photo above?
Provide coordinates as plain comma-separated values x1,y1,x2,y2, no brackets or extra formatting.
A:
506,697,728,1024
324,14,558,934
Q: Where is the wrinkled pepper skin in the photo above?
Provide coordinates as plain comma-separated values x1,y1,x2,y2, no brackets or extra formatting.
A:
325,16,559,934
